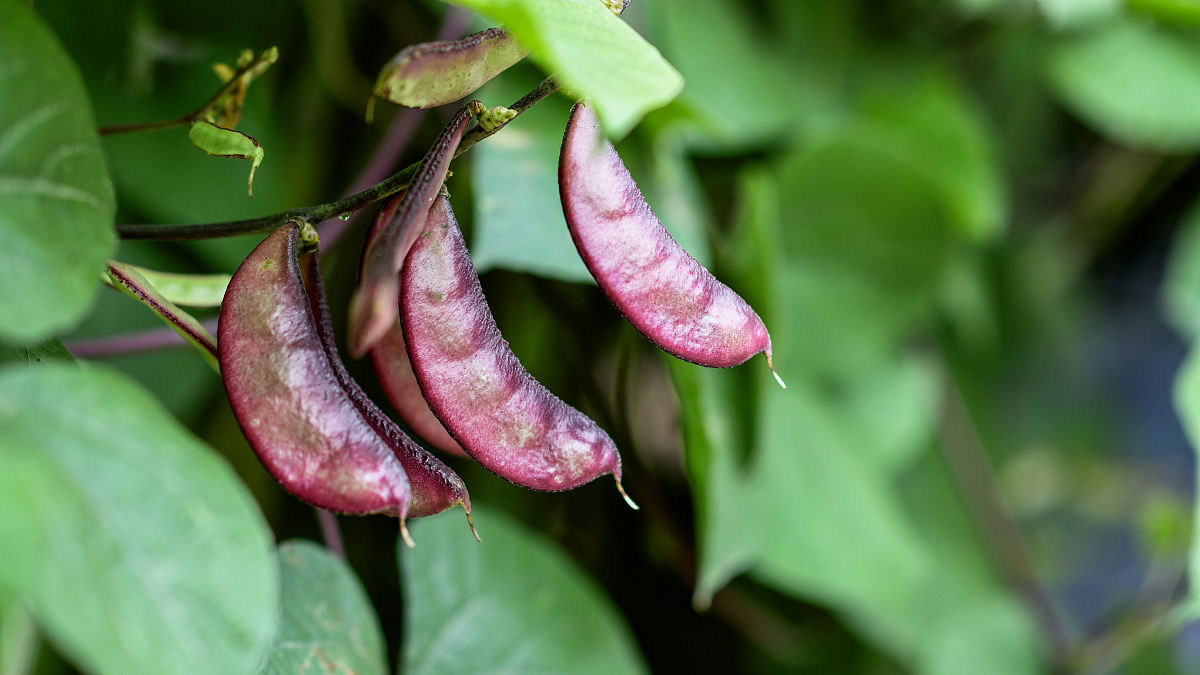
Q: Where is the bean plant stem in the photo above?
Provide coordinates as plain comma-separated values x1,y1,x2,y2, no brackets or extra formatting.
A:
115,77,559,241
936,354,1073,666
317,7,470,250
97,51,274,136
316,508,346,560
64,319,219,359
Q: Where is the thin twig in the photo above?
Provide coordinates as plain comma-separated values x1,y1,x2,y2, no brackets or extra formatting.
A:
98,50,275,136
64,318,219,358
936,353,1073,666
115,77,559,241
316,508,346,560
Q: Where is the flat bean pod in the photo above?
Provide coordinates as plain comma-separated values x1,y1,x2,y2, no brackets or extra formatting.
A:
218,224,413,524
559,102,783,386
402,195,634,503
298,249,476,539
372,27,529,110
360,198,467,458
349,107,473,358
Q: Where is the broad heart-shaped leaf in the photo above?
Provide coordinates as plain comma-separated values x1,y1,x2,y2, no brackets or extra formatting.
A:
258,541,387,675
446,0,683,137
1048,18,1200,152
400,505,648,675
0,1,115,344
0,364,278,675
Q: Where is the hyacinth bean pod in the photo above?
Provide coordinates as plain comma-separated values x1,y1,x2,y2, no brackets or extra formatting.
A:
372,27,529,110
298,250,477,540
559,102,784,387
360,198,467,458
348,106,473,358
372,328,467,458
402,195,635,504
218,224,414,535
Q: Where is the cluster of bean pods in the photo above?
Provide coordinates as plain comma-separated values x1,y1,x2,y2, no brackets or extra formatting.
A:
217,21,779,543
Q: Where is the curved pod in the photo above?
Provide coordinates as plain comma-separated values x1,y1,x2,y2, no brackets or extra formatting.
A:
298,250,475,535
361,199,467,458
402,196,633,502
559,103,782,384
349,107,473,358
219,224,412,519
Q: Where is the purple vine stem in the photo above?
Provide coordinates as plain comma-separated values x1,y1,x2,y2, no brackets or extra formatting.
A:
65,318,220,359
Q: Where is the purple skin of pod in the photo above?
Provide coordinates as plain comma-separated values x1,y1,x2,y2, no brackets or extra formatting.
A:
218,224,412,522
372,27,530,109
402,196,635,505
348,107,474,358
361,201,468,459
371,327,467,458
559,103,784,386
298,250,478,540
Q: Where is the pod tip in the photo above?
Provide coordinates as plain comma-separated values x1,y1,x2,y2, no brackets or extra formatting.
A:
615,477,639,510
465,510,482,543
399,518,416,549
766,352,786,390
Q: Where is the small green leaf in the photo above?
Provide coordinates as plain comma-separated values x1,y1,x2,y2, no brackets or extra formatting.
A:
0,363,278,675
0,0,116,344
1049,18,1200,151
105,261,219,372
258,541,387,675
447,0,683,137
188,120,264,197
400,505,648,675
123,265,230,308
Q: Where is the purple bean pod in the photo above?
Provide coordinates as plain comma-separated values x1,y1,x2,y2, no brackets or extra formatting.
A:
218,224,414,535
298,249,478,541
348,107,474,358
402,195,636,505
559,102,784,387
372,27,530,110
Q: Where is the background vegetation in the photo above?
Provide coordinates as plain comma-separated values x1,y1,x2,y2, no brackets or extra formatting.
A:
6,0,1200,672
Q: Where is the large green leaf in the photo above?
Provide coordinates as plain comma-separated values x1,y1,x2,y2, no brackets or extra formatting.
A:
647,0,813,148
469,74,593,282
0,364,278,675
400,505,648,675
259,541,387,675
1048,18,1200,151
0,1,116,343
446,0,683,137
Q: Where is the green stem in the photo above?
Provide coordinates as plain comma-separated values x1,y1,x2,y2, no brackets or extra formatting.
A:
98,50,276,136
115,76,559,241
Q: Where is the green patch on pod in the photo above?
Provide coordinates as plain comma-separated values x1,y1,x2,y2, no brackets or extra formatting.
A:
187,120,264,197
